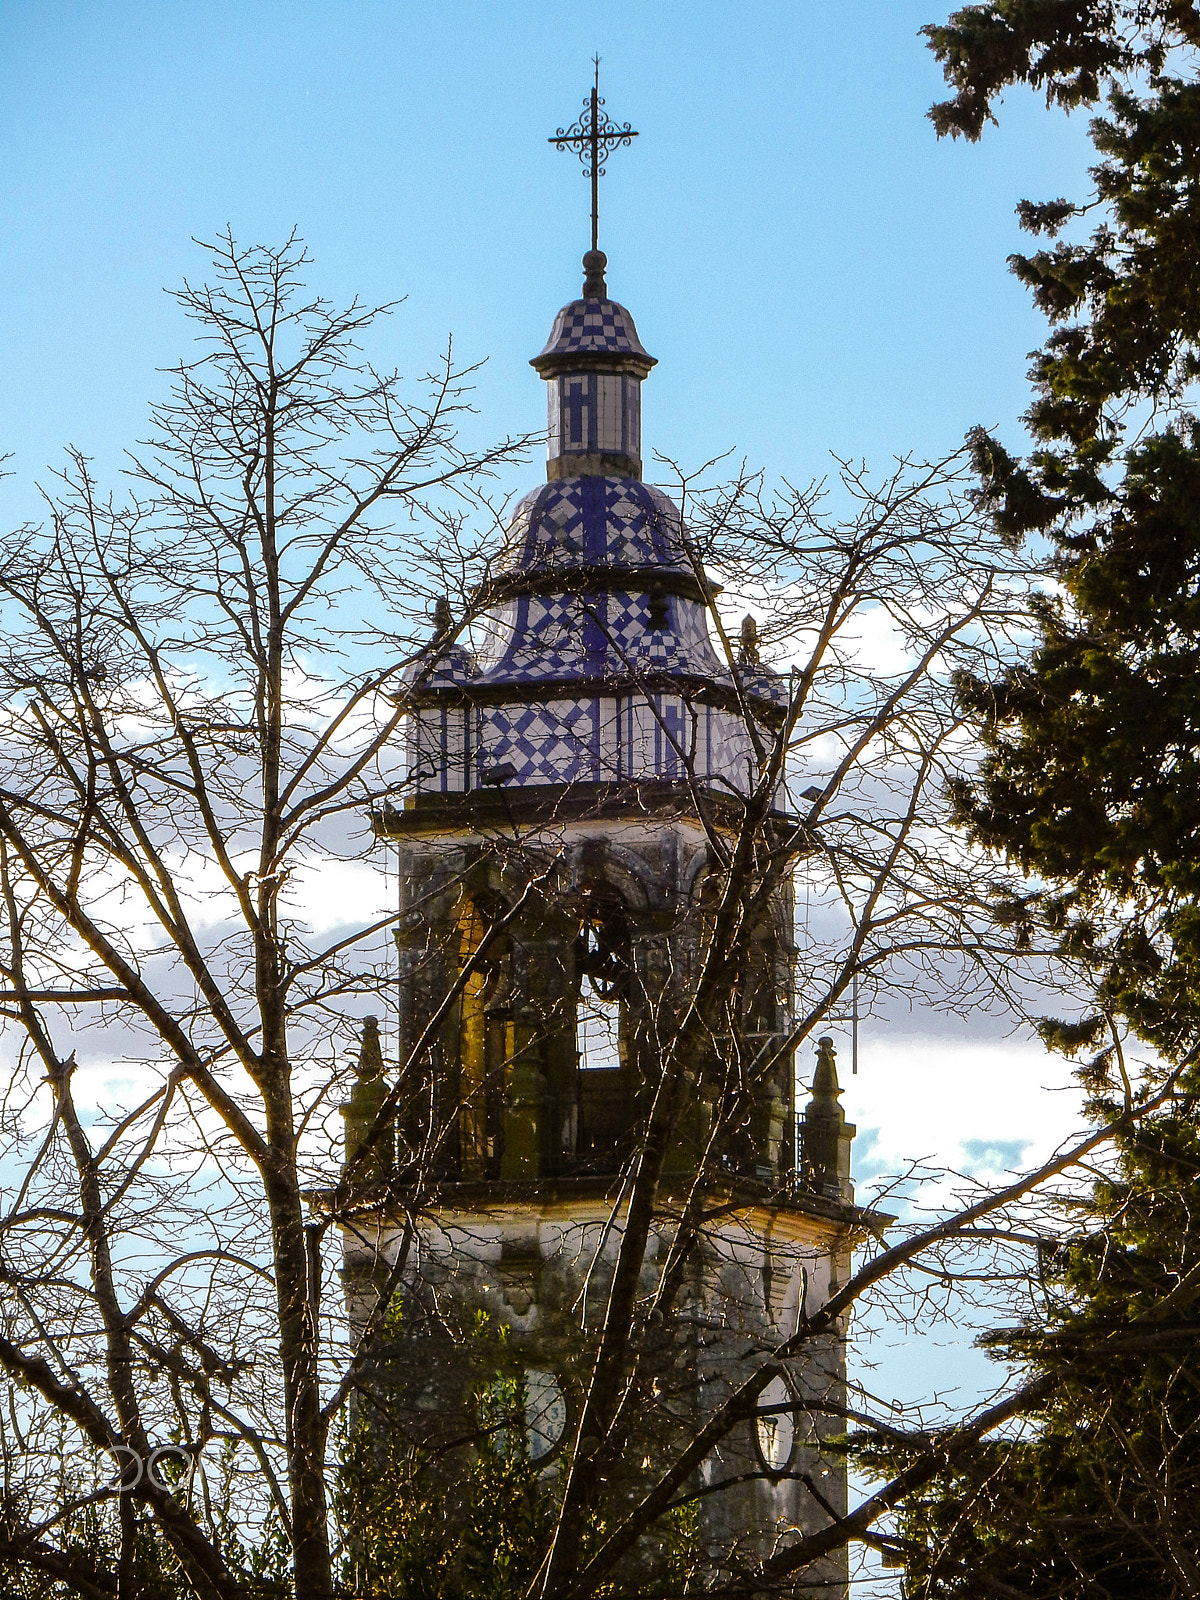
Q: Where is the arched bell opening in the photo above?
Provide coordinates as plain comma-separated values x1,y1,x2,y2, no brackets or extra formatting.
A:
440,875,654,1182
576,965,621,1072
429,853,798,1185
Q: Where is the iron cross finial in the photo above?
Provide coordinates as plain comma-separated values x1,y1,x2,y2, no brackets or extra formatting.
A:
549,58,638,269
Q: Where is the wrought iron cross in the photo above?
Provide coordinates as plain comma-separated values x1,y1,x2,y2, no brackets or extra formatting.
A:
549,58,638,255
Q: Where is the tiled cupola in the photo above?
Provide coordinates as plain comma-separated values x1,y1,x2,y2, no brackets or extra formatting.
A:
404,254,788,800
532,251,655,482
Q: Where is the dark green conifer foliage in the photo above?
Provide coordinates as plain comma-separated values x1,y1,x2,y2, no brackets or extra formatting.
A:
925,0,1200,1058
892,3,1200,1593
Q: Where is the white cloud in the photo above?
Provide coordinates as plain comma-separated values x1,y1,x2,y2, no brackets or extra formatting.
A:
834,1033,1088,1203
284,856,392,935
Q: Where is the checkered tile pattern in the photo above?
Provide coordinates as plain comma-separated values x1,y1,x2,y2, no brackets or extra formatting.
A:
500,478,691,576
478,699,599,785
537,299,650,360
403,634,476,689
482,594,589,679
705,709,757,795
673,599,722,666
470,693,760,791
416,642,475,690
737,661,791,709
476,591,725,686
442,691,772,792
401,272,786,794
607,593,671,667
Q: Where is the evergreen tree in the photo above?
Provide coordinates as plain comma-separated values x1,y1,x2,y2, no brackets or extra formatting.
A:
926,1,1200,1052
888,4,1200,1592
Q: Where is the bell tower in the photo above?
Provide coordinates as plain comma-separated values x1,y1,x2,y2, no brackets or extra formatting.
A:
344,100,863,1595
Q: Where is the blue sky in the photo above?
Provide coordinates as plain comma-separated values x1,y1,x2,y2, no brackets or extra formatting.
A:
0,0,1096,522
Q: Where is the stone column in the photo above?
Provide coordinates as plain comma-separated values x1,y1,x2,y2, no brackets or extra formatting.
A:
629,927,703,1175
498,933,574,1179
392,846,463,1174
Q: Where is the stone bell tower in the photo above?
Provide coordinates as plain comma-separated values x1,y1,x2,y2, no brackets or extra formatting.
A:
343,243,862,1593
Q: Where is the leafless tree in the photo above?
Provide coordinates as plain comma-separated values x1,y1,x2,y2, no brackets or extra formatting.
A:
0,234,1167,1600
0,231,532,1600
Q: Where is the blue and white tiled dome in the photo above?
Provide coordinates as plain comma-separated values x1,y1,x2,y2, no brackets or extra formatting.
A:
494,477,691,578
404,262,787,800
475,581,721,684
535,298,653,365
